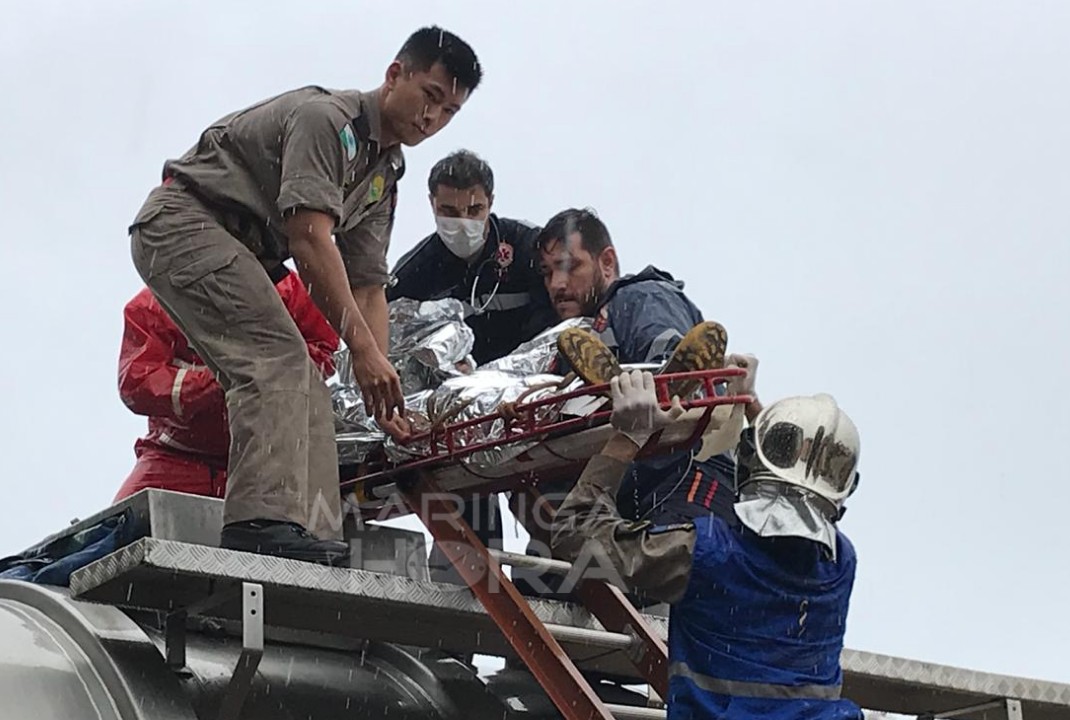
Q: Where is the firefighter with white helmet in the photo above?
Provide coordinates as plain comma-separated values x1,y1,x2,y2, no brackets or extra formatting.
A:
551,355,864,719
733,391,861,562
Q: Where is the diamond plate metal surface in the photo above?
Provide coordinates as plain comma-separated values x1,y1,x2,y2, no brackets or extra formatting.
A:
70,539,1070,718
70,538,659,641
841,648,1070,704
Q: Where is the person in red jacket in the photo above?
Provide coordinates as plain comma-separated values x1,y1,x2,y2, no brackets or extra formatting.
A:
114,266,340,503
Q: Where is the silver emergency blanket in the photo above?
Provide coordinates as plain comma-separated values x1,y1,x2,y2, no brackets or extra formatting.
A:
733,478,840,561
328,297,593,467
385,371,583,466
330,298,473,465
387,299,476,394
478,319,584,377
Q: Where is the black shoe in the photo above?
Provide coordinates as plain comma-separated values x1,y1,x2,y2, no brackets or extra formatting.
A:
220,520,350,567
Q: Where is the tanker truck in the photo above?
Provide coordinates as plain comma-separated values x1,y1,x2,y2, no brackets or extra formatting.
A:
3,487,1069,720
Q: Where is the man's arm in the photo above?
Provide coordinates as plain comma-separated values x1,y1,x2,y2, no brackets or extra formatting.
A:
352,284,389,354
551,375,699,605
335,183,400,355
277,100,403,418
336,181,418,432
285,212,377,359
745,398,764,423
286,211,402,418
726,353,763,422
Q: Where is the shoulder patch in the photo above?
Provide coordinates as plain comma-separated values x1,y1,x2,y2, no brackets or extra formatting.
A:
339,124,358,161
495,240,514,270
367,175,385,203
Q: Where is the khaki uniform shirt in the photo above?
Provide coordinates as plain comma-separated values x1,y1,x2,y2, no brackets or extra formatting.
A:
139,85,404,287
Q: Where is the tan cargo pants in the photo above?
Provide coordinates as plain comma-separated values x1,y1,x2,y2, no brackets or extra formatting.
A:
129,184,343,539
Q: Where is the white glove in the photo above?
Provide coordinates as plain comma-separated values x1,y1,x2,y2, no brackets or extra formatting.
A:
610,370,685,449
726,353,759,398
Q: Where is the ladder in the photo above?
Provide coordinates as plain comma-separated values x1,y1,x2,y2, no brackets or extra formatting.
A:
400,471,671,720
373,367,750,719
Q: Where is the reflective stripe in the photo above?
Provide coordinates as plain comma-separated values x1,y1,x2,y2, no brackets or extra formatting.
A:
158,431,199,455
171,358,207,371
669,661,842,700
171,368,188,419
685,469,702,504
474,290,530,312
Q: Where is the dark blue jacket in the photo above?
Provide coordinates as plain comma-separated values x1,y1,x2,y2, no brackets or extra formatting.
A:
0,511,135,587
593,265,704,366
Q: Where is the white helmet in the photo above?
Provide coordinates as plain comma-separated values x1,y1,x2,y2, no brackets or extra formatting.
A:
752,393,860,507
734,393,860,560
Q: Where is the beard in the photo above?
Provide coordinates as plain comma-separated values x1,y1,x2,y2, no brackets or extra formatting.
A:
552,274,611,319
579,274,609,316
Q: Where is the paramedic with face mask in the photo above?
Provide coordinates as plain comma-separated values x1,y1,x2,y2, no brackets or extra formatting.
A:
388,149,557,365
552,363,866,720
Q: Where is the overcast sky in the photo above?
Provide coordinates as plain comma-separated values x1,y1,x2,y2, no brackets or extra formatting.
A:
1,0,1067,688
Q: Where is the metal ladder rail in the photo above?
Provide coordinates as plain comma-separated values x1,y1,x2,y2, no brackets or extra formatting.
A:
400,470,617,720
509,484,672,699
404,468,671,714
489,547,671,700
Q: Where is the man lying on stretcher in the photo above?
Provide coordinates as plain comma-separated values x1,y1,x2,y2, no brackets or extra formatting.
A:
484,207,760,599
534,208,761,528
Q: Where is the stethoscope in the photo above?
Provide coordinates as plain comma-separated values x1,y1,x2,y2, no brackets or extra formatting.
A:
467,217,505,316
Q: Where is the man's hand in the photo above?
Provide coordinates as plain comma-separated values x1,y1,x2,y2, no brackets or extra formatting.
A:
377,411,412,442
726,353,762,421
351,343,405,421
726,353,759,396
610,370,685,449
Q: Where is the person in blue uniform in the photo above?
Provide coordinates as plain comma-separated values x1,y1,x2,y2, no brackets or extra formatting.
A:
552,366,865,720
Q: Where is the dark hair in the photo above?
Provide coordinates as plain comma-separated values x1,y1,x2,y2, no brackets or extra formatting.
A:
396,26,482,93
427,149,494,196
536,208,618,271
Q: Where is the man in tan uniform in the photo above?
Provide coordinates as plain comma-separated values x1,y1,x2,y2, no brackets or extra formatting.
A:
127,26,482,565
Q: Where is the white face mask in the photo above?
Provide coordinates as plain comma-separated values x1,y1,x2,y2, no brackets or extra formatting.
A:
436,216,487,260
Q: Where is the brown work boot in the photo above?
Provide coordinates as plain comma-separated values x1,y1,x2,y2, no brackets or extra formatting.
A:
659,321,729,399
556,328,622,387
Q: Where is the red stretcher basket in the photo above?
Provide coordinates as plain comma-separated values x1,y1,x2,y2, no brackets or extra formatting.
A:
341,368,753,517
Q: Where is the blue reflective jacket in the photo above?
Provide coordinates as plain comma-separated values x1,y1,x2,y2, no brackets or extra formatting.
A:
666,516,863,719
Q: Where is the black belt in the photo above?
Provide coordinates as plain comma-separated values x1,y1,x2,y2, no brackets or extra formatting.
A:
162,175,287,282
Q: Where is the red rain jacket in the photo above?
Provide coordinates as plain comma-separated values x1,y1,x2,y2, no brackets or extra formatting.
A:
113,268,339,501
